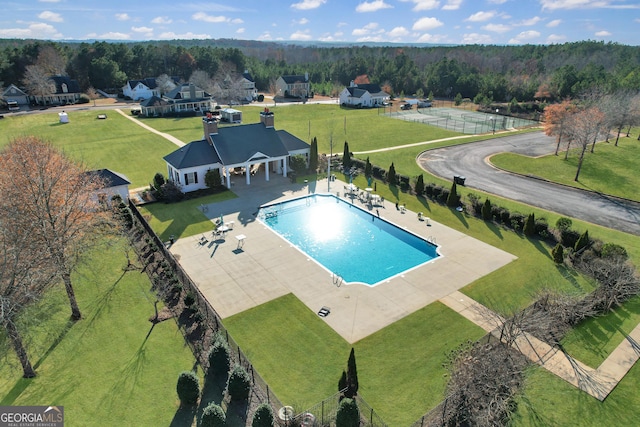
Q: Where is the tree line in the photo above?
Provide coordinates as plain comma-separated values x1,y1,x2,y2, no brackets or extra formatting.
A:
1,39,639,103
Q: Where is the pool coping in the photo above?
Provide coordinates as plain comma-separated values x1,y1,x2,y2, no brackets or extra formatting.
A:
169,175,518,343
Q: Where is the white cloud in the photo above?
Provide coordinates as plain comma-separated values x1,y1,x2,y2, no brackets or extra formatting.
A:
466,11,496,22
192,12,230,23
547,19,562,27
0,22,62,39
539,0,627,10
401,0,440,11
416,32,447,43
488,0,508,3
158,31,210,40
547,33,566,42
356,35,385,42
132,26,153,33
151,16,172,25
482,23,511,33
442,0,463,10
518,16,542,26
291,0,327,10
352,22,382,36
508,30,541,43
258,31,272,40
290,29,312,40
294,18,310,25
38,11,63,22
595,30,612,36
412,16,444,31
236,28,245,34
461,33,493,44
388,26,410,37
356,0,393,12
115,13,130,21
230,18,244,24
96,32,130,40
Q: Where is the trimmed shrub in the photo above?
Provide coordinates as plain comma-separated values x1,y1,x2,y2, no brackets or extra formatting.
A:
184,291,196,307
207,334,231,378
468,193,483,216
552,243,564,264
226,365,251,401
560,229,580,248
252,403,275,427
482,198,492,221
556,217,572,231
205,169,222,188
534,217,550,238
439,188,450,203
432,185,444,199
335,398,360,427
338,370,347,393
509,212,525,230
498,207,510,224
387,162,396,185
346,348,359,398
176,371,200,405
425,182,436,198
601,243,628,260
574,230,590,252
201,402,226,427
523,213,535,237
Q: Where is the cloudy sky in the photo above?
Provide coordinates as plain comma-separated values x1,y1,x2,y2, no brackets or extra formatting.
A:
1,0,639,45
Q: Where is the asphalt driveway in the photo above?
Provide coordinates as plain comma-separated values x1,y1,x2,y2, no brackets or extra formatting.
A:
417,132,640,235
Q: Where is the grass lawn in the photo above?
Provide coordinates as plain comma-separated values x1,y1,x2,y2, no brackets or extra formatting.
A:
0,237,197,426
224,294,486,426
138,190,237,241
0,109,178,188
490,134,640,202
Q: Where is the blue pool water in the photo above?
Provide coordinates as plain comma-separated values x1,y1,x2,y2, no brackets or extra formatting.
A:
259,194,440,286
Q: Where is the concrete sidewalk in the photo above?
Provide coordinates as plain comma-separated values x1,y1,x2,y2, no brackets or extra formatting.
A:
440,290,640,401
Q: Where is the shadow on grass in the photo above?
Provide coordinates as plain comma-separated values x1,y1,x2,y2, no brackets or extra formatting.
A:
484,221,504,240
169,405,197,427
452,209,469,229
555,264,582,291
225,399,249,427
196,375,227,423
416,196,431,213
530,237,551,260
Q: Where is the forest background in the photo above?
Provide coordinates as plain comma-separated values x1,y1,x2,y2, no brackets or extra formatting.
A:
1,38,639,106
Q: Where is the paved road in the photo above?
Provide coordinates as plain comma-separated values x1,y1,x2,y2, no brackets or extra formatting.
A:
417,132,640,235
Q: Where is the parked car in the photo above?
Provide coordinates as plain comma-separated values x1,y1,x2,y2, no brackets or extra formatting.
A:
401,103,412,110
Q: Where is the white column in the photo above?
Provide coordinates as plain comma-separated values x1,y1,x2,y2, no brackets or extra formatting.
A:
225,168,231,188
246,163,251,185
265,162,270,181
282,158,288,177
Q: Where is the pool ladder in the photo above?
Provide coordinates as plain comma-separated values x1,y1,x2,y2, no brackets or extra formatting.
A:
427,236,436,244
333,272,343,288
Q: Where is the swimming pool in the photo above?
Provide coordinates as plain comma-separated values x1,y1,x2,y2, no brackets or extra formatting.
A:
258,194,440,286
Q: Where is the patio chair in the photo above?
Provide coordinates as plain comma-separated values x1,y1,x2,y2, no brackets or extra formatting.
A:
317,306,331,317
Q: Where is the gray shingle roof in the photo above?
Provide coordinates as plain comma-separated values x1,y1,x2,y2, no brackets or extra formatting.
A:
277,130,311,151
281,75,308,84
89,169,131,187
163,140,221,169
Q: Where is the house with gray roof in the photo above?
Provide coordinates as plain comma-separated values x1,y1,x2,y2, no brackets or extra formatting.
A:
140,83,214,117
3,84,29,106
163,110,310,192
339,82,390,108
87,169,131,202
276,73,310,99
122,78,159,101
30,75,82,106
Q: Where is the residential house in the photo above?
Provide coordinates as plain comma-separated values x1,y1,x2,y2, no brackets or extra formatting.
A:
276,73,310,99
2,84,29,106
30,75,82,106
88,169,131,203
139,83,214,117
240,70,258,101
339,81,390,108
163,110,310,192
122,78,159,101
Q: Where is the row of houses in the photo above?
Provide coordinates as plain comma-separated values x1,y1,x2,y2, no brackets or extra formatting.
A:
3,72,390,114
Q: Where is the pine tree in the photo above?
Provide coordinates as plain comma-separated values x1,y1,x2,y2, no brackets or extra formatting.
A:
575,230,590,252
523,213,535,236
309,136,318,172
364,157,372,178
338,370,347,393
552,243,564,264
346,348,359,398
446,181,458,207
342,141,351,169
415,174,425,196
387,162,396,186
482,198,492,220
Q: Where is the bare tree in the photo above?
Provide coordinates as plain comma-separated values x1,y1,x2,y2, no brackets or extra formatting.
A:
601,89,640,146
155,73,177,96
188,69,214,95
22,65,55,101
85,86,100,106
0,213,56,378
35,45,67,76
564,106,605,181
0,137,111,321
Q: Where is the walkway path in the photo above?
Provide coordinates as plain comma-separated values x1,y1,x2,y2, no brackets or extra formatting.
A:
440,291,640,401
114,108,185,147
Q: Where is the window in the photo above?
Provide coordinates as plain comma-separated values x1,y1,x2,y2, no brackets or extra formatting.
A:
184,172,198,185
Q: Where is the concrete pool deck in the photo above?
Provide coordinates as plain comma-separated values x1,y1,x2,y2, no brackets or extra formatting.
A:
169,175,517,343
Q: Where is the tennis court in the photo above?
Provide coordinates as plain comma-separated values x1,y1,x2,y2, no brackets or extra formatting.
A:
386,107,539,134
